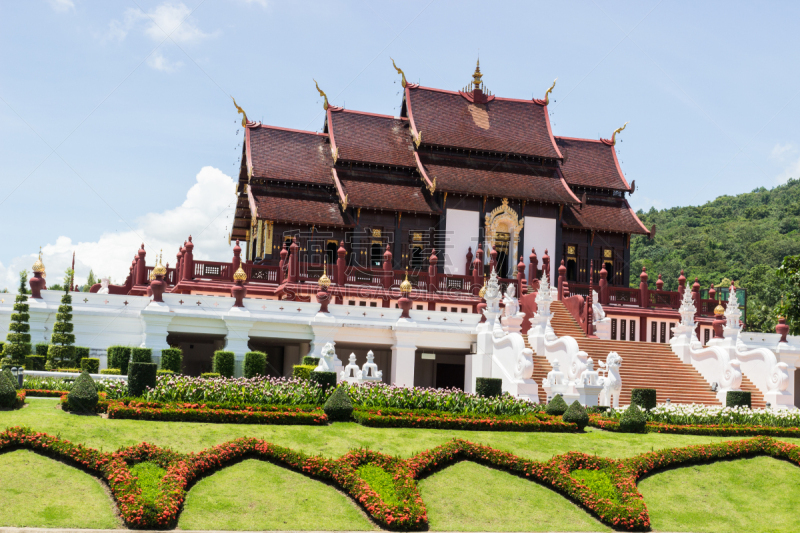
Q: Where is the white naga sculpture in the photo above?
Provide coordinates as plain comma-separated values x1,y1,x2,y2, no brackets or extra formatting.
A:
597,352,623,408
97,278,110,295
592,290,612,340
541,359,566,402
314,342,342,374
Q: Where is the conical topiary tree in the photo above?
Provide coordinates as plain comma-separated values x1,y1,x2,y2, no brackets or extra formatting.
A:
4,291,31,367
67,371,98,412
323,386,353,421
0,371,16,408
545,394,569,416
562,400,589,430
48,284,75,368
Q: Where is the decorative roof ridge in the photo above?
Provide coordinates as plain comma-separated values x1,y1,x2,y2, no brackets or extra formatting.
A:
556,168,582,204
458,90,496,104
333,108,409,120
624,198,650,235
251,123,329,137
413,152,436,193
412,84,551,105
543,103,563,159
556,135,606,144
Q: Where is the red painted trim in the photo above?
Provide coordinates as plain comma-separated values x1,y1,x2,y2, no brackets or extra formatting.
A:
625,198,650,235
246,184,258,218
609,141,632,191
244,127,254,180
557,169,581,203
331,168,347,206
543,105,563,159
414,152,435,191
251,123,328,137
405,86,421,141
326,107,339,161
555,135,604,144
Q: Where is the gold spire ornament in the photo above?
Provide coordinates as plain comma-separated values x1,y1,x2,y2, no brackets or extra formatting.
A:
233,265,247,282
610,122,629,145
472,59,483,89
714,298,725,316
391,57,407,88
314,79,329,110
318,258,331,289
32,247,45,273
400,267,413,294
543,78,557,105
231,96,248,128
479,280,487,298
152,250,167,277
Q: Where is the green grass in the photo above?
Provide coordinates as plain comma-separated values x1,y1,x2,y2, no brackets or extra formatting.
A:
178,459,375,531
129,461,166,507
571,468,622,505
639,456,800,533
418,461,609,531
0,450,119,529
357,464,401,506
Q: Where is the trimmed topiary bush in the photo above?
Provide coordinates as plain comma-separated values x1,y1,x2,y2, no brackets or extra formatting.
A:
476,377,502,397
128,362,157,397
323,386,353,421
48,293,75,368
201,372,220,378
562,400,589,430
100,368,121,375
131,347,152,364
619,403,647,433
727,390,752,409
213,350,235,378
25,355,45,371
157,369,176,377
630,388,657,411
80,357,100,374
107,346,132,375
292,364,315,380
160,348,182,373
35,342,49,356
3,368,18,390
5,293,32,366
546,394,569,416
244,351,267,378
0,371,17,408
310,371,336,392
66,371,99,412
302,356,320,366
73,346,90,367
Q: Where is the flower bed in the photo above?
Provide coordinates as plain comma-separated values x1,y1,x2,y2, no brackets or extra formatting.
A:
25,389,68,398
588,414,800,437
106,402,328,425
59,392,110,413
353,408,576,432
4,390,27,410
606,403,800,427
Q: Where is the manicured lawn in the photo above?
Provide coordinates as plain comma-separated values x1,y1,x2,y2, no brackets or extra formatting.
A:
179,459,375,531
639,456,800,533
418,461,608,531
0,450,119,529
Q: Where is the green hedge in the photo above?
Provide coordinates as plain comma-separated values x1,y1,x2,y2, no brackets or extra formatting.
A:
213,351,235,378
157,369,176,377
323,386,353,421
35,343,49,356
301,356,320,366
160,348,182,373
201,372,220,378
476,377,502,397
630,389,657,410
67,372,99,412
74,346,90,367
292,364,316,380
562,400,589,430
25,355,46,371
0,371,17,408
620,403,647,433
107,346,132,375
131,347,152,364
727,390,752,408
244,351,267,378
101,368,121,375
80,357,100,374
3,368,18,390
545,394,569,416
310,371,336,392
128,362,157,397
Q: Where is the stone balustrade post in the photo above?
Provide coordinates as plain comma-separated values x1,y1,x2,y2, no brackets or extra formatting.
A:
639,266,649,308
598,262,609,305
288,238,300,283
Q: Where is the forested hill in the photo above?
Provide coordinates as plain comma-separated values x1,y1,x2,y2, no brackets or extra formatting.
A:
630,178,800,331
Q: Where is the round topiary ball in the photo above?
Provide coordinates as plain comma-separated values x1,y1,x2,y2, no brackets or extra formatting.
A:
619,403,647,433
545,394,569,416
562,400,589,430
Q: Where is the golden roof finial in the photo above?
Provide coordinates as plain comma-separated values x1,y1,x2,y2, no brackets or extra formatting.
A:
391,57,407,88
318,256,331,289
400,267,413,294
479,279,487,298
472,58,483,90
714,298,725,316
611,121,629,145
314,79,329,110
231,96,247,128
32,247,45,273
233,264,247,282
152,249,167,277
543,78,557,105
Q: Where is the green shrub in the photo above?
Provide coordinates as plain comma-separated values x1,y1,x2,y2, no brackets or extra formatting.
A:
56,368,82,373
0,371,17,408
292,364,316,380
25,355,45,371
100,368,121,375
244,351,267,378
476,377,502,397
630,388,657,410
131,347,152,364
323,386,353,421
310,371,336,392
128,362,157,397
66,372,98,412
301,356,320,366
48,294,75,367
107,346,132,375
570,469,622,505
74,346,90,367
157,369,176,377
727,390,752,409
213,351,235,378
619,403,647,433
35,342,49,356
562,400,589,430
545,394,569,416
201,372,220,378
160,348,182,373
357,465,401,506
5,294,32,366
3,368,19,390
80,357,100,374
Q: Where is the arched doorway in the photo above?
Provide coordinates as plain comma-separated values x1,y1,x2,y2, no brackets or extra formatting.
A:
484,199,523,278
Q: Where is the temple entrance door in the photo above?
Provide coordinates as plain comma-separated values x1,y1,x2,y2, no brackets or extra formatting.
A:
435,363,465,390
566,259,577,281
484,198,523,278
495,231,510,277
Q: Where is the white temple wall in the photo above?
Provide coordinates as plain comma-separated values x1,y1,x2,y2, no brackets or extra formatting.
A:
523,216,557,282
444,208,480,275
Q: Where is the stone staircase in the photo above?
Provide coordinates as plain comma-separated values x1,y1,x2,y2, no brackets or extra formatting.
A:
528,300,766,408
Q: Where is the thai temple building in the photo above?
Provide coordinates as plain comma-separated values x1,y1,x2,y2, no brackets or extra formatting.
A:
4,61,799,409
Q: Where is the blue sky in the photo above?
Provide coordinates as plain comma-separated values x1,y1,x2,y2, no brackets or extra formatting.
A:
2,0,799,289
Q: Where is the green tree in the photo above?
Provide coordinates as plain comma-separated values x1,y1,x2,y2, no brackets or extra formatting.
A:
777,255,800,335
4,293,31,366
82,270,97,292
47,290,75,368
18,270,28,295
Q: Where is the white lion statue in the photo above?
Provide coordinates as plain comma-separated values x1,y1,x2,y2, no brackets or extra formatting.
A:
592,289,605,321
314,342,339,373
598,351,623,408
503,283,519,317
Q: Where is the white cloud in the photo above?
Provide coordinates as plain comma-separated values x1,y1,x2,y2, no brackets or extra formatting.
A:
776,157,800,184
48,0,75,12
770,143,800,184
771,143,796,160
147,50,182,72
239,0,269,7
1,167,237,292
